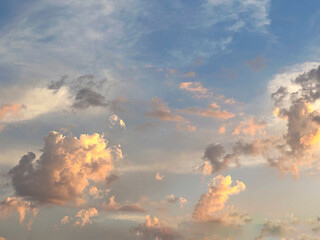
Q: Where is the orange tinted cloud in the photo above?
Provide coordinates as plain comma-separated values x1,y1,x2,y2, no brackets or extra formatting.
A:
179,81,210,98
193,175,245,222
9,131,121,205
181,103,235,119
233,117,267,136
0,197,39,230
0,104,22,120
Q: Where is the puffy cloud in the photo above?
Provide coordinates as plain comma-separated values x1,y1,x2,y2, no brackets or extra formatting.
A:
72,88,109,109
134,215,179,240
267,64,320,176
179,197,187,208
254,220,296,240
0,197,39,230
218,125,226,134
181,103,235,119
155,172,164,181
201,138,273,174
232,117,267,136
109,114,126,129
9,131,121,205
74,208,98,227
102,196,146,213
166,194,178,203
60,216,70,224
60,208,98,227
193,175,245,223
201,144,230,174
0,237,6,240
179,82,211,98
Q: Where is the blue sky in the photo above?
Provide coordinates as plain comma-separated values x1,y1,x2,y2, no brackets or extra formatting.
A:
2,1,320,240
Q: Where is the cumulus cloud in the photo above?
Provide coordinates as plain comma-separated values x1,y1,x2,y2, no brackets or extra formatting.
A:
232,117,267,136
102,195,146,213
254,220,296,240
134,215,179,240
179,82,211,98
74,208,98,227
61,208,98,227
179,197,187,208
181,103,235,119
193,175,245,223
109,113,126,129
155,172,164,181
166,194,178,203
9,131,121,205
0,197,39,230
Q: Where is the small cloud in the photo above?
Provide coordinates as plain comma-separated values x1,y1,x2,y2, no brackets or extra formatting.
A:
155,172,164,181
109,113,126,129
179,82,211,98
183,72,196,78
179,197,187,208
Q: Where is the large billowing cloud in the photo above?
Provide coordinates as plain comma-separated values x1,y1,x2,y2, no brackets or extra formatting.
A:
193,175,246,223
134,215,179,240
9,131,121,205
0,197,39,230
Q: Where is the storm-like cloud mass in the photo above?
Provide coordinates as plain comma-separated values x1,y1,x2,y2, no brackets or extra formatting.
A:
9,131,121,205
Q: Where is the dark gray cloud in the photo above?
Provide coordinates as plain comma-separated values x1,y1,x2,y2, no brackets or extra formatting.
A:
48,76,67,92
72,87,109,109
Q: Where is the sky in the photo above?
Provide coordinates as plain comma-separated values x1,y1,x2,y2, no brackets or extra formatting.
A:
2,0,320,239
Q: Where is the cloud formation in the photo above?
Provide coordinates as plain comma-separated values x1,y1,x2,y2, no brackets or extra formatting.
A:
193,175,245,223
134,215,179,240
179,82,211,98
9,131,121,205
102,195,146,213
61,208,99,227
181,103,235,119
0,197,39,230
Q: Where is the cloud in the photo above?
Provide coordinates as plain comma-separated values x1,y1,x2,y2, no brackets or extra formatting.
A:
166,194,178,203
179,197,187,208
134,215,179,240
205,0,271,31
72,88,109,109
146,98,185,122
183,72,196,78
102,196,147,213
244,56,265,72
0,104,23,121
155,172,164,181
232,117,267,136
74,208,98,227
193,175,245,223
0,197,39,230
181,103,235,119
109,114,126,129
254,220,296,240
179,82,211,98
61,208,99,227
9,131,121,205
